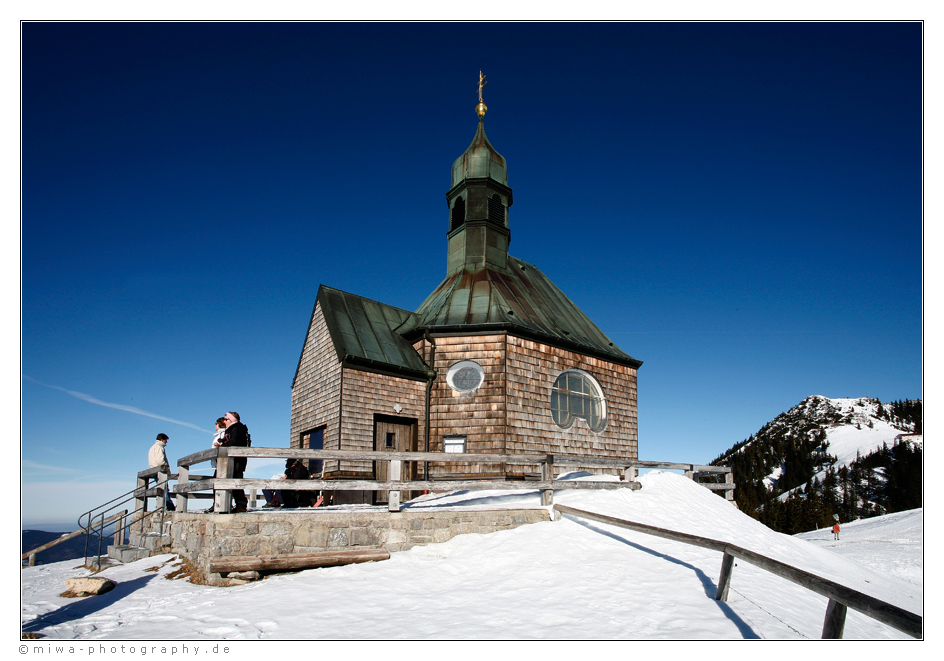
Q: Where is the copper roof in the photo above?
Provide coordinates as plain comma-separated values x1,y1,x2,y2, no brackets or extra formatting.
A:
292,286,431,385
407,255,641,368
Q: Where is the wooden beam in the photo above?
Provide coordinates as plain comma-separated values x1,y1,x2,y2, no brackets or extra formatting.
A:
137,467,179,479
209,549,390,574
22,510,127,560
554,504,729,554
175,446,733,475
208,478,643,493
175,464,190,513
176,447,220,467
697,483,736,491
541,455,554,507
388,460,402,512
716,551,735,601
215,452,232,514
822,599,848,639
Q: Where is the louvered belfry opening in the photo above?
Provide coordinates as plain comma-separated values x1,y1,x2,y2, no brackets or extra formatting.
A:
488,194,505,226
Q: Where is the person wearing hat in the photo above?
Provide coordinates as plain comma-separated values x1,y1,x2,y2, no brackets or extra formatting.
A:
148,433,175,511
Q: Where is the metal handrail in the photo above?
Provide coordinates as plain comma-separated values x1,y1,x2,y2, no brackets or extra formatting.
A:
76,474,174,568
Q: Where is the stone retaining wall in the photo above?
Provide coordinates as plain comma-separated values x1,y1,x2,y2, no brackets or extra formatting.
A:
171,507,549,585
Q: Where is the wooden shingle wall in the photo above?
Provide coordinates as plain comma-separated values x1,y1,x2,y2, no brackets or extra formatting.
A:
292,316,638,483
416,334,507,478
419,332,638,479
505,335,638,475
338,367,426,476
289,303,342,470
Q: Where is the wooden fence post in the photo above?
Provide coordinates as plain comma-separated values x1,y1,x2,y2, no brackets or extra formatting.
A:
822,599,848,639
716,551,735,601
115,511,125,546
136,474,148,532
176,464,189,513
158,468,170,511
541,455,555,507
215,450,233,514
725,471,735,502
388,459,402,512
622,465,637,482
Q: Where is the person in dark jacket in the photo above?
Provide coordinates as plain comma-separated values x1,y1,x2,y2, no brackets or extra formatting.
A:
280,459,310,508
220,411,250,512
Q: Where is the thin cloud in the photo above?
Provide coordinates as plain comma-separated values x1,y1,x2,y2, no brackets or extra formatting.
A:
23,376,211,434
22,459,79,475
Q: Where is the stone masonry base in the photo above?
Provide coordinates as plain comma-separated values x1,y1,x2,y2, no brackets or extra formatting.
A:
172,507,550,586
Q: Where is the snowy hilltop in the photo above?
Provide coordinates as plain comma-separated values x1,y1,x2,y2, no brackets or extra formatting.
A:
712,396,922,534
21,471,922,640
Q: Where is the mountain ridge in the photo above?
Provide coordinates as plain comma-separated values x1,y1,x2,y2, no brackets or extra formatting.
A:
711,395,922,534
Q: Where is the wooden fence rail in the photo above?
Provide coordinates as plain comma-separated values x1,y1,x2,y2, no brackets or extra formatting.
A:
553,504,922,640
21,510,129,567
171,447,734,514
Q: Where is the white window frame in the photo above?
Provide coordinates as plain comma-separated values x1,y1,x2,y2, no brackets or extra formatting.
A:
446,360,485,394
443,435,467,453
550,368,608,433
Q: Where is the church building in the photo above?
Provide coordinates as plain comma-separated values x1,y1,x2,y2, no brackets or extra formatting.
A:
290,78,642,502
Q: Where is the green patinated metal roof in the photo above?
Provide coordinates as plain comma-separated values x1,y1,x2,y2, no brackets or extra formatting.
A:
296,286,432,383
451,119,507,188
406,255,642,369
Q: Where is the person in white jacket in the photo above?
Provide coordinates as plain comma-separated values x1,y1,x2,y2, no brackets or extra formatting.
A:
149,433,170,471
211,417,227,473
148,433,174,510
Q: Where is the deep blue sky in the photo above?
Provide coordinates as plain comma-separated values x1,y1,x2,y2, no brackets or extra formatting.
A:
21,22,922,526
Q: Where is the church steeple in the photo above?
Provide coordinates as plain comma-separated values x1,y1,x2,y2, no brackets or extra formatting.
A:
445,72,514,275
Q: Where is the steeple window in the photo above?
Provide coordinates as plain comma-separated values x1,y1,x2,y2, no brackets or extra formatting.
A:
488,194,506,226
450,197,466,231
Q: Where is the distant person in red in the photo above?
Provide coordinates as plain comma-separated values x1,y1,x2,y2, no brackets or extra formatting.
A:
219,411,250,513
832,523,840,541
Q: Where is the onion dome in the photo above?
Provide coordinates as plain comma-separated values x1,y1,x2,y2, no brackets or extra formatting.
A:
451,72,507,188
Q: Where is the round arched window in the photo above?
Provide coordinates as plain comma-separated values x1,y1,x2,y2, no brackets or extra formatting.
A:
551,369,607,432
446,360,485,394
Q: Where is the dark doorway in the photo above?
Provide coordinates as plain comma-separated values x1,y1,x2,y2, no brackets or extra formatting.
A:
300,426,325,475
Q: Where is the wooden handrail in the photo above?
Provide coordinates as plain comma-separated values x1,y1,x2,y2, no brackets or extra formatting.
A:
172,447,732,514
137,467,179,479
176,446,731,473
22,510,127,562
193,477,643,493
553,504,922,639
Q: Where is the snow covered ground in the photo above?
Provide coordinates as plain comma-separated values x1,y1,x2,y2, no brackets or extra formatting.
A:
20,472,922,643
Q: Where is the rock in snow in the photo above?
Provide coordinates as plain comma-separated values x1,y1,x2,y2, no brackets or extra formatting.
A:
62,577,115,597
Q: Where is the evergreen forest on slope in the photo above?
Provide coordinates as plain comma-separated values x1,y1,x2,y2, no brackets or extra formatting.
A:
709,396,922,535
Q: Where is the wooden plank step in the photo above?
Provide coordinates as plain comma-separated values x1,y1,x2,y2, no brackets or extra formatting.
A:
209,548,391,574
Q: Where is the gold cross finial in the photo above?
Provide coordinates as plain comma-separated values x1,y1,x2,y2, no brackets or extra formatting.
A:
476,71,488,119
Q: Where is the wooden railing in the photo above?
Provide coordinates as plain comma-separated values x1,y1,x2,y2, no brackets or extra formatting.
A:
22,510,128,567
553,504,922,640
173,447,733,513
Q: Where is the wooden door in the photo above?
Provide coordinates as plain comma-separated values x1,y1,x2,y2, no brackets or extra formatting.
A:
374,419,415,504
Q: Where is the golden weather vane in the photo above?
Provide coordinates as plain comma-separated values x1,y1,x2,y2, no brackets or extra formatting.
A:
476,70,488,119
